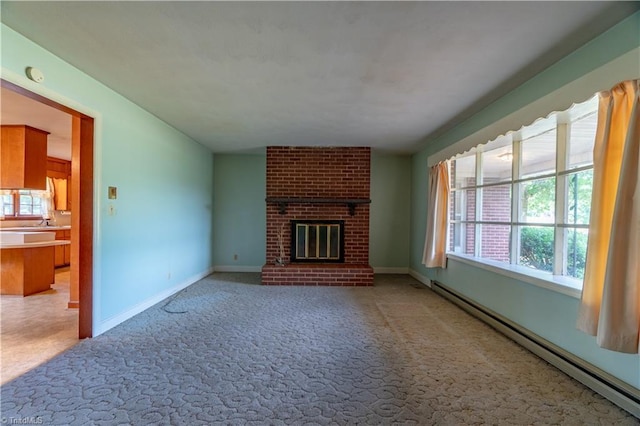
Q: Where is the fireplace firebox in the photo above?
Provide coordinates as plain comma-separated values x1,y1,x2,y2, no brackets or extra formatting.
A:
291,220,344,263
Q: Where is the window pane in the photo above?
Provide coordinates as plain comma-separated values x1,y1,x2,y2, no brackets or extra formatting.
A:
453,155,476,188
519,226,554,273
565,170,592,225
1,195,14,215
309,226,317,257
482,145,512,185
330,225,339,258
318,226,328,258
565,228,588,279
450,189,476,255
481,185,511,222
464,224,477,255
520,177,555,223
19,203,33,215
448,222,456,252
521,128,556,178
297,226,305,258
12,190,44,217
449,222,476,255
18,193,36,216
569,112,596,169
452,189,476,222
479,224,510,263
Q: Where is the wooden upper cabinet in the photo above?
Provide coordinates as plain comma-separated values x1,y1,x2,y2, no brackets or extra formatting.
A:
1,125,49,190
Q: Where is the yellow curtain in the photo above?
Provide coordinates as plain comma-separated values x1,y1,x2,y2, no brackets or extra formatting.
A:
422,161,450,268
577,80,639,354
53,178,68,210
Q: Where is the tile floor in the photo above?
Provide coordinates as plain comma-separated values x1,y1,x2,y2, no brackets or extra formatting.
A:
1,267,79,384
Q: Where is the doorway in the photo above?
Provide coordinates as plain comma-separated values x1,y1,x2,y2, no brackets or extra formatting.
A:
1,79,94,339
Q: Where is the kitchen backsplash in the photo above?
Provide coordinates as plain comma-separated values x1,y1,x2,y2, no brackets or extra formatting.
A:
0,211,71,228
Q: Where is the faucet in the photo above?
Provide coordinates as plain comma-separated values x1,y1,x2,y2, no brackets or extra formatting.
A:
38,219,50,227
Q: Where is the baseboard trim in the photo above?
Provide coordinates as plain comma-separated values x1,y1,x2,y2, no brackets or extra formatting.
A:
95,267,214,336
408,268,432,288
373,267,409,274
214,266,411,274
430,281,640,419
213,265,262,273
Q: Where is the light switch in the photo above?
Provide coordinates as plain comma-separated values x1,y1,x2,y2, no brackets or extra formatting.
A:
108,186,117,199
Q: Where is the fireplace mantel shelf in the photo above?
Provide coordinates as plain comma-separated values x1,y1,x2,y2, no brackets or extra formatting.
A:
266,197,371,216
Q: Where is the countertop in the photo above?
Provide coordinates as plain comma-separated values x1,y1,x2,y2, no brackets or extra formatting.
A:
0,226,71,231
0,240,70,249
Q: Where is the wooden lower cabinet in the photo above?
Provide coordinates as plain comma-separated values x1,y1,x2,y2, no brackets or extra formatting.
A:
54,230,71,268
54,238,65,266
1,246,55,296
64,230,71,265
5,228,71,268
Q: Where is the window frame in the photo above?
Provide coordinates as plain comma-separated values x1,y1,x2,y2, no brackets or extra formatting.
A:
1,190,45,220
447,98,597,297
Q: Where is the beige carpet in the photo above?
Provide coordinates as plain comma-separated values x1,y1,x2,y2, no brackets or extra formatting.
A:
1,273,636,424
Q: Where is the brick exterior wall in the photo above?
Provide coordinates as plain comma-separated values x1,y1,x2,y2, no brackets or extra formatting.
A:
262,147,373,286
480,184,510,262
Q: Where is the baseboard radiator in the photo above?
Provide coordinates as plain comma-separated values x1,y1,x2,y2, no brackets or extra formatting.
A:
430,281,640,418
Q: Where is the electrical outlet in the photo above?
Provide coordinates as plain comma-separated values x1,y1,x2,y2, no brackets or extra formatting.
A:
233,254,238,261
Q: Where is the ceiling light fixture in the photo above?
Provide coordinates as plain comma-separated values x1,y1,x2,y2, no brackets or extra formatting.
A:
498,152,513,162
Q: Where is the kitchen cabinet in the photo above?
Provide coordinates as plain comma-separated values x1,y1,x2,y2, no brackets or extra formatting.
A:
1,125,49,190
54,230,71,267
1,245,55,296
63,230,71,265
0,232,69,296
3,227,72,268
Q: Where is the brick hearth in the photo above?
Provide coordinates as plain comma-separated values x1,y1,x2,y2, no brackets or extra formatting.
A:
262,147,373,286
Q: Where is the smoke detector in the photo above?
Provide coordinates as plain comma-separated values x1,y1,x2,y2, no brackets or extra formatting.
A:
26,67,45,83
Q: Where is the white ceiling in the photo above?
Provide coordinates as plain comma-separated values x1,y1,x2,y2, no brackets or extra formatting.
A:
1,2,638,154
1,87,72,160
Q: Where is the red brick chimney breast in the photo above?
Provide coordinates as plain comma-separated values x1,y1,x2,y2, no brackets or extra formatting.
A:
262,147,373,286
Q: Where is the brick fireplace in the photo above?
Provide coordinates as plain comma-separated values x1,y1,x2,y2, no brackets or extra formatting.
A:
261,147,374,286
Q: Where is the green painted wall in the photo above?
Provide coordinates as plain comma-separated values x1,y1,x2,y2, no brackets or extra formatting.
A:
410,12,640,388
2,24,215,330
212,154,266,268
212,151,411,270
370,152,411,269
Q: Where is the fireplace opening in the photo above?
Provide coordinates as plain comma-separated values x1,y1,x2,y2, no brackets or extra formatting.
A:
291,220,344,263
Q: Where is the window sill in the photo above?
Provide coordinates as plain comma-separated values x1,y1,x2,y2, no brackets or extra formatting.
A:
446,253,582,299
1,216,43,221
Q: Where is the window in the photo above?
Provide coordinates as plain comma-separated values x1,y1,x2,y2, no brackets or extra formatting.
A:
1,192,14,216
1,190,46,219
449,95,597,287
